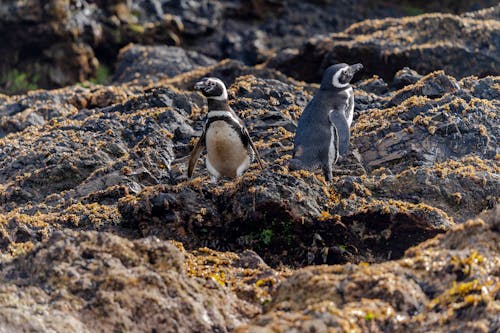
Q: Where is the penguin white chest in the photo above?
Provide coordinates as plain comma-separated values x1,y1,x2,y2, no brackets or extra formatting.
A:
205,121,250,177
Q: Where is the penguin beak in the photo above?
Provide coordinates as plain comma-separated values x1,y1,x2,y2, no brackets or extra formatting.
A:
194,81,205,91
349,63,363,74
194,78,210,91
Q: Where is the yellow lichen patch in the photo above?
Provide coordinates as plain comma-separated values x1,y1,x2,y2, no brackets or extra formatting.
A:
324,187,340,206
413,115,433,126
451,192,462,205
429,279,495,311
352,182,372,197
432,156,500,180
318,211,333,222
0,210,50,229
178,241,290,305
478,124,488,136
462,97,498,119
352,96,432,138
289,169,322,183
7,241,34,257
355,198,453,226
450,250,485,277
274,154,292,166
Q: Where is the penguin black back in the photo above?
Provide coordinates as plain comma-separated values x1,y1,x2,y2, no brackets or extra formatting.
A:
290,63,362,181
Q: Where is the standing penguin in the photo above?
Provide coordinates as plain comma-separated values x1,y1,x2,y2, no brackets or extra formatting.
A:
188,77,263,182
289,63,363,181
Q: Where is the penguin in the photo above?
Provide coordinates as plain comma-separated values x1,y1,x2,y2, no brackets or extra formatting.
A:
188,77,264,182
289,63,363,181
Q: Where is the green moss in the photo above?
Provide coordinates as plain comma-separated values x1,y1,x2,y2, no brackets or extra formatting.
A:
1,69,39,95
403,5,425,16
260,228,273,245
128,23,145,34
90,64,111,85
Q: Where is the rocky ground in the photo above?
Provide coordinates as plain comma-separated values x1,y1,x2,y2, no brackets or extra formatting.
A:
1,0,498,94
0,1,499,333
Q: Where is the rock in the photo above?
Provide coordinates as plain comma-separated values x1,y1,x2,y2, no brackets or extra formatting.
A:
0,230,259,332
356,75,390,95
113,44,216,84
268,7,500,82
391,67,423,90
2,1,497,93
238,206,500,332
0,0,183,93
1,59,498,267
0,22,499,331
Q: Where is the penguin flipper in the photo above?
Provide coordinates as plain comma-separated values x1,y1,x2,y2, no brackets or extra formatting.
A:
187,131,206,178
328,110,350,155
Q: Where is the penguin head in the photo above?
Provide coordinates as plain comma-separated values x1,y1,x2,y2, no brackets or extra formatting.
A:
320,63,363,90
194,77,228,100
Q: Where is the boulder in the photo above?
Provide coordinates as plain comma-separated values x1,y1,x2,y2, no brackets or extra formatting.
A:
112,44,216,84
0,230,259,332
237,206,500,333
268,6,500,82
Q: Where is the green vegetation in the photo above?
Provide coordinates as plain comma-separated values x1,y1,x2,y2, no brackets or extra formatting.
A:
402,5,425,16
90,64,111,85
260,228,273,245
1,69,39,95
127,23,145,34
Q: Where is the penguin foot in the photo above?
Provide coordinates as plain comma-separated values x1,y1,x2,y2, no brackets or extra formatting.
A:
288,158,307,171
210,175,219,184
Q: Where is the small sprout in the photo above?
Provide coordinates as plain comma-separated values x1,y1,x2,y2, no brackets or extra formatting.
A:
260,229,273,245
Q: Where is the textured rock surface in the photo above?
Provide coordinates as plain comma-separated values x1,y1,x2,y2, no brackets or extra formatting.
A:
268,5,500,82
0,0,183,93
0,4,499,332
237,207,500,333
1,58,498,267
2,1,497,93
112,44,216,84
0,231,260,332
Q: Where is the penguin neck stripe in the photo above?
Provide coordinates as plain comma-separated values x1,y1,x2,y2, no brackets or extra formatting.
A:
207,98,230,111
208,110,240,124
332,67,350,88
208,94,227,101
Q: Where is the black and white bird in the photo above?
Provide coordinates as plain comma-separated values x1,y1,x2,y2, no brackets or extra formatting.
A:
188,77,263,182
289,63,363,181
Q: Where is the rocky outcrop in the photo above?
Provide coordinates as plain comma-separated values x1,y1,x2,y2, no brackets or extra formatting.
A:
0,231,260,332
112,44,216,84
3,1,497,94
1,55,498,268
0,3,499,332
0,0,183,93
268,5,500,82
237,206,500,333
